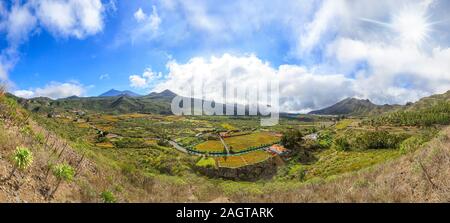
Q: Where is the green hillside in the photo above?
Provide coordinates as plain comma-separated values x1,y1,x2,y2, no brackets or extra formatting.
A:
309,98,401,116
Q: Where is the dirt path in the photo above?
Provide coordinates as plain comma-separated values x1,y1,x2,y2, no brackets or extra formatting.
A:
218,135,230,154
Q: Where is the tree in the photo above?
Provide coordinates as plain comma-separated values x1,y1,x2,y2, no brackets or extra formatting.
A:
5,147,33,180
281,130,304,151
50,163,75,197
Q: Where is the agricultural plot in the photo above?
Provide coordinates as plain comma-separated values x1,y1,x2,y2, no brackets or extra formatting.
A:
194,140,225,153
193,132,280,153
216,151,272,168
224,132,280,152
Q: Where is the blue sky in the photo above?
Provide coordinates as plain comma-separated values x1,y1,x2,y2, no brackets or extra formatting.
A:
1,0,450,112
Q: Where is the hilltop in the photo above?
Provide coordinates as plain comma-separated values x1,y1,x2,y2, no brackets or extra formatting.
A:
309,97,400,116
99,89,141,97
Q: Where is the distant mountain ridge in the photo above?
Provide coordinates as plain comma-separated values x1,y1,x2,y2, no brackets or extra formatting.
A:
16,89,178,115
12,89,450,117
99,89,141,97
309,97,401,116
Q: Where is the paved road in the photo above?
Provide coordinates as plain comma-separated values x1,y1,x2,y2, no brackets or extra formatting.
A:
168,140,188,153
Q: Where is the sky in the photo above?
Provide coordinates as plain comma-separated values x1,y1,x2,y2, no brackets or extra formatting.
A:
1,0,450,113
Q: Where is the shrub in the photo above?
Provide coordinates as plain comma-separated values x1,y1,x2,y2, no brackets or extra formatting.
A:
157,139,170,147
35,132,45,144
7,147,34,180
317,130,333,148
333,136,350,151
289,164,306,181
399,136,425,154
12,146,34,170
100,190,117,203
51,163,75,197
355,131,407,150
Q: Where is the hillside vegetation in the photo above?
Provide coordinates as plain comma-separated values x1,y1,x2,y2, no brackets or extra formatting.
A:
309,98,401,116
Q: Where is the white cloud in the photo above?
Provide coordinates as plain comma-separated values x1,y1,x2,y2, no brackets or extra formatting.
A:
131,6,161,42
129,75,148,88
13,82,86,99
154,54,355,112
32,0,105,39
129,68,162,89
134,8,146,22
6,3,37,45
327,37,450,104
299,0,346,55
13,90,35,98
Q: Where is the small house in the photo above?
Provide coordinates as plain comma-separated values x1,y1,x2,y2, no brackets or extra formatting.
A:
267,144,288,155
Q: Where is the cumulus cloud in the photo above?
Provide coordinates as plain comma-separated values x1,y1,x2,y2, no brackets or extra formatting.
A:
131,6,161,42
13,82,86,99
154,54,355,112
32,0,105,39
13,90,35,98
129,68,163,89
6,3,37,45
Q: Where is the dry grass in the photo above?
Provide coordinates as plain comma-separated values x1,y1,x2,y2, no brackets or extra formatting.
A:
0,84,5,97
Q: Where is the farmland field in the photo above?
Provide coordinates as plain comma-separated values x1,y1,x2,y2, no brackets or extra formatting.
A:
216,150,272,168
194,132,281,153
224,132,280,152
194,140,224,153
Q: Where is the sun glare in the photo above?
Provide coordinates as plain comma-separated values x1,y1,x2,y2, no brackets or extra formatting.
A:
361,5,433,46
392,7,432,45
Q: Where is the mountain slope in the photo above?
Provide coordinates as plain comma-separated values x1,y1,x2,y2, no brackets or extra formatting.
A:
14,90,177,115
309,98,400,116
404,90,450,111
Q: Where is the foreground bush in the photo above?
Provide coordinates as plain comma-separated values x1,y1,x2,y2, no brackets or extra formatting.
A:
51,163,75,197
6,146,34,180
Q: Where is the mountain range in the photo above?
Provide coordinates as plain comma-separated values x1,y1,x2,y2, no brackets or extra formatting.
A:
10,89,450,117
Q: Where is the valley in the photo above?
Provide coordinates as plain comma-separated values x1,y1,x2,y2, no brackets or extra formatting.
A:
1,88,449,202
